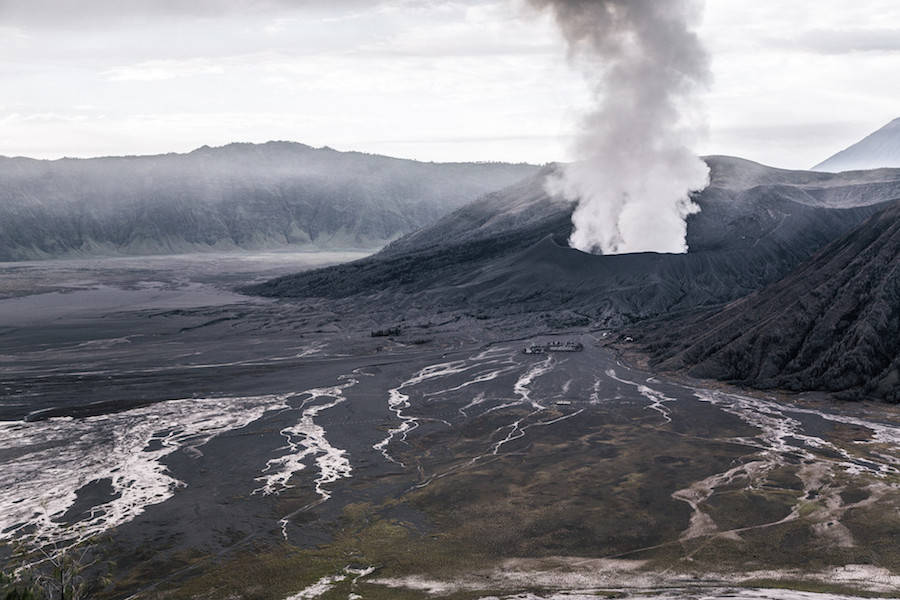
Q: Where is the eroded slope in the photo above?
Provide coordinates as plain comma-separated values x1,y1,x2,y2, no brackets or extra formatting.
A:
634,201,900,402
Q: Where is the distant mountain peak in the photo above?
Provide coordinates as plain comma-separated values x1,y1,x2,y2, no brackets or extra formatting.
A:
813,118,900,172
188,140,316,155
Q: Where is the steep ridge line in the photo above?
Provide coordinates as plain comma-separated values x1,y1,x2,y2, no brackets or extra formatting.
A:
632,200,900,402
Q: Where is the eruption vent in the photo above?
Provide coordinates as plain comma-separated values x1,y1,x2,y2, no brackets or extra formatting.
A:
530,0,711,255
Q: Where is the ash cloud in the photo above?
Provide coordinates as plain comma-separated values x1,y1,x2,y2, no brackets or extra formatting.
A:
530,0,711,255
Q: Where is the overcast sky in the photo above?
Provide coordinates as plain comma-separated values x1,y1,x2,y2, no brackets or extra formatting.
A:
1,0,899,169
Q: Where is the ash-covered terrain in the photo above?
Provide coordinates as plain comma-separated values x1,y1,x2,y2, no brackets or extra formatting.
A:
2,141,900,600
5,0,899,594
2,242,900,600
631,201,900,403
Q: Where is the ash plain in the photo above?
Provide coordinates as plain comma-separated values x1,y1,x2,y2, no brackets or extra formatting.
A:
1,252,899,600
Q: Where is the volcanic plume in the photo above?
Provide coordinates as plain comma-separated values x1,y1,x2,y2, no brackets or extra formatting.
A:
530,0,711,254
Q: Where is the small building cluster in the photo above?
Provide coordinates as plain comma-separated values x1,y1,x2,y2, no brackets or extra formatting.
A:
523,341,584,354
371,326,403,338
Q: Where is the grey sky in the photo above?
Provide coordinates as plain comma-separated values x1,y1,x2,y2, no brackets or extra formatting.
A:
1,0,899,169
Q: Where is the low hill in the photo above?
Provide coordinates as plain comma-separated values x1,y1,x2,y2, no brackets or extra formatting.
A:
814,118,900,172
633,200,900,402
0,142,538,260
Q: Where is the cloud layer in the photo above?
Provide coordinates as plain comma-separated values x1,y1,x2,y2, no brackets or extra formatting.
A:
1,0,900,168
0,0,375,24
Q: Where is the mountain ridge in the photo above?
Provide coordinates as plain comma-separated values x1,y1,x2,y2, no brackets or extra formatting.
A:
1,140,537,166
0,141,539,261
250,156,900,329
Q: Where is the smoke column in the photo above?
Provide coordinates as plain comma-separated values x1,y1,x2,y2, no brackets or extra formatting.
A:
529,0,711,254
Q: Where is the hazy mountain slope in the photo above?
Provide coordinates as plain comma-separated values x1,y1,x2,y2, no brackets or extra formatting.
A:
634,201,900,402
388,155,900,257
0,142,538,260
814,118,900,172
250,157,899,327
379,164,571,257
254,211,575,301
